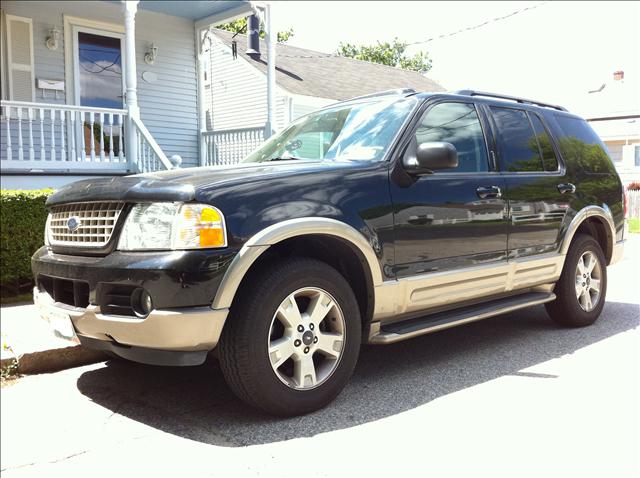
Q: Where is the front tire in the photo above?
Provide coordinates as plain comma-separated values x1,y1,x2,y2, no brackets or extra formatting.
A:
218,258,361,416
546,233,607,327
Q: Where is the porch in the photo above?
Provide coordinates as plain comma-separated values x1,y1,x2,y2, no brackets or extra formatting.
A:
0,0,274,186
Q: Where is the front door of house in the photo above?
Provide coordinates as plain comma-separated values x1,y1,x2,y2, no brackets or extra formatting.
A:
72,26,125,160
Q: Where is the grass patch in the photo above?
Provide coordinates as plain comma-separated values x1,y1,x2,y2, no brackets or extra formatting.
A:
629,218,640,234
0,293,33,305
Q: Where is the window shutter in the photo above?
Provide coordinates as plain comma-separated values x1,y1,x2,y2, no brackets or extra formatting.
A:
6,14,35,102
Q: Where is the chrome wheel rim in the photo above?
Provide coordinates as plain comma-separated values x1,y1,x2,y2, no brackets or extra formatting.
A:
268,287,345,390
575,251,602,312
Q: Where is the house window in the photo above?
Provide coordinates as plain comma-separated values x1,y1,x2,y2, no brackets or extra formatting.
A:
4,14,35,101
75,30,124,109
635,144,640,167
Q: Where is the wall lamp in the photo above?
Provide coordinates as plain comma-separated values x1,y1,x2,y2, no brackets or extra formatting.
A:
144,43,158,65
45,28,60,51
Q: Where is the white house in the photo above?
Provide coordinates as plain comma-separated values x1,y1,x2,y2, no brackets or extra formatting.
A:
0,0,277,190
581,71,640,186
202,28,444,165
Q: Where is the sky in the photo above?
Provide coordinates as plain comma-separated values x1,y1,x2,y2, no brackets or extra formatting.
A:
270,1,639,116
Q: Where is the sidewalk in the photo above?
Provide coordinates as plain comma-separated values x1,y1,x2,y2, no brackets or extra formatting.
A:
1,302,105,375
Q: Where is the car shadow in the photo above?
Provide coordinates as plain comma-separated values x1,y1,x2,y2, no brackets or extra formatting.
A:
76,301,639,447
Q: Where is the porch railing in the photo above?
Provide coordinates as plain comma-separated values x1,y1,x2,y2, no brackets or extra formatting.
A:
131,116,174,172
1,100,173,173
202,126,265,166
1,100,129,171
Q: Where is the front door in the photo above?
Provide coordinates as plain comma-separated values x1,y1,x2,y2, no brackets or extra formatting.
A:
390,101,509,278
72,26,125,159
485,105,570,258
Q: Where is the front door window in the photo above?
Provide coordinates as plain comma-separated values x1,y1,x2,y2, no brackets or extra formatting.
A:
77,31,123,109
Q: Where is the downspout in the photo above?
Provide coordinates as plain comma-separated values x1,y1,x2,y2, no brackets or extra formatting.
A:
196,27,207,166
260,4,275,138
123,0,139,170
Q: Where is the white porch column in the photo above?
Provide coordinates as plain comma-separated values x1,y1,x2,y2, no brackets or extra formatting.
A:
264,4,275,139
123,0,139,169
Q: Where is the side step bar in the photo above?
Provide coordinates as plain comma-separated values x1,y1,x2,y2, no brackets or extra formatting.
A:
369,292,556,344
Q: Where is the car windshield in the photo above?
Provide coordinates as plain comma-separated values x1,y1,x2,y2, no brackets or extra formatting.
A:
242,97,418,163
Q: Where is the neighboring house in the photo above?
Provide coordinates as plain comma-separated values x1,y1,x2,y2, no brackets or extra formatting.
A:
582,72,640,186
202,28,444,165
0,0,268,190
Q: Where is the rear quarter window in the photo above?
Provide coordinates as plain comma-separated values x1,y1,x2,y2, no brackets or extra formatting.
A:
554,115,614,174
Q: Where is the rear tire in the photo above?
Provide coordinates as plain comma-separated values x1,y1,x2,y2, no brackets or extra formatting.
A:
545,233,607,327
218,258,361,416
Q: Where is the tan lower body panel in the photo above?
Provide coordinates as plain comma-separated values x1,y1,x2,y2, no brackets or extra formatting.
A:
373,253,565,321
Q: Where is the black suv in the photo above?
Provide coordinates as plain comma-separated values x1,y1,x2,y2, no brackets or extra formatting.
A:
33,89,626,416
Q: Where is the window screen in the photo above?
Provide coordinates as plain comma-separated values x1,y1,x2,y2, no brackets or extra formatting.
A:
415,102,489,173
491,107,544,172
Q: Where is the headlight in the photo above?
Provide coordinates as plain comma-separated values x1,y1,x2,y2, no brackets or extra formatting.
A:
118,202,227,250
44,213,52,246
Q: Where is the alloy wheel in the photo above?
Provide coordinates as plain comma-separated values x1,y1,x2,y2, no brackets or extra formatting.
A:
575,251,602,312
267,287,346,390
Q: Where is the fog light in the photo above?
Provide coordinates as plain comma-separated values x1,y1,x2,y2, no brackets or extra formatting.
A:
131,288,153,317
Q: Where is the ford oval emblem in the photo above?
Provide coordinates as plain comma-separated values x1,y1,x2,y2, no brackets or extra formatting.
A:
67,216,81,232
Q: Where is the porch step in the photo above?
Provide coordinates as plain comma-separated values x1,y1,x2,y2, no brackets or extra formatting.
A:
369,292,556,344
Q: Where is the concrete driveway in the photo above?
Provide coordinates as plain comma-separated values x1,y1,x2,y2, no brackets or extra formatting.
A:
2,237,639,477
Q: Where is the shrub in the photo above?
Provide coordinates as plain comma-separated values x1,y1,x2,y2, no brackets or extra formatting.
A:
626,181,640,191
0,189,53,297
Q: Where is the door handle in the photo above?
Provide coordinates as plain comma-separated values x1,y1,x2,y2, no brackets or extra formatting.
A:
476,186,502,199
557,183,576,194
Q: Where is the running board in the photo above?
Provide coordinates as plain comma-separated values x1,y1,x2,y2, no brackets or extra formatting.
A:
368,292,556,344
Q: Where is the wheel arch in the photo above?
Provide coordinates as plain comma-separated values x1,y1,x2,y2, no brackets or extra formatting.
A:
212,218,383,326
560,205,616,264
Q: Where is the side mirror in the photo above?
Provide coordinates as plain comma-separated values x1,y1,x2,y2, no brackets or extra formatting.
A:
403,141,458,174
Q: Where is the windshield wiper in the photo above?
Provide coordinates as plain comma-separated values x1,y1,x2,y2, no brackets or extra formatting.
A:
266,156,305,162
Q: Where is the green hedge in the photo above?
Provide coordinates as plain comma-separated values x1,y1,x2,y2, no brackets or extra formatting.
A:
0,189,53,296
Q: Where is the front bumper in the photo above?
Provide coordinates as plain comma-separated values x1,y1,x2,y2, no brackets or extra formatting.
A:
31,246,235,364
34,287,228,353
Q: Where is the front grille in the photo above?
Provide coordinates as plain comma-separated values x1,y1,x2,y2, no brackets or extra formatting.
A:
47,202,124,248
38,275,89,308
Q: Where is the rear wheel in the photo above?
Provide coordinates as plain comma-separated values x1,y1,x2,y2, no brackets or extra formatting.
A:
546,233,607,327
218,258,361,416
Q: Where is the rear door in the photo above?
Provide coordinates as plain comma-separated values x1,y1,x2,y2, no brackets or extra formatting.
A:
485,105,570,258
390,100,509,277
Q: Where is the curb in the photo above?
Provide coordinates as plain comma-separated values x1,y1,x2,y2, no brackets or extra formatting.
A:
16,345,107,375
2,343,107,376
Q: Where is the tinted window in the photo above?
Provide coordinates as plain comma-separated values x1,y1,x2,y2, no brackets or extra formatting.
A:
529,114,559,171
491,107,544,172
414,102,489,172
554,115,613,173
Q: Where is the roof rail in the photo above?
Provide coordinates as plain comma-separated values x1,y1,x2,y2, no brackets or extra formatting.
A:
454,90,568,112
349,88,416,101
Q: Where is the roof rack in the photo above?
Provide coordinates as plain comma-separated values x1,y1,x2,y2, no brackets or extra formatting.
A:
349,88,417,101
454,90,567,112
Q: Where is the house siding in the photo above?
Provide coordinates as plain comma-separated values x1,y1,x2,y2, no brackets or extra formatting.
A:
205,35,288,132
1,0,199,167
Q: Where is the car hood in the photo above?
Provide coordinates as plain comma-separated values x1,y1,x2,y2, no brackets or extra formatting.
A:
46,160,359,206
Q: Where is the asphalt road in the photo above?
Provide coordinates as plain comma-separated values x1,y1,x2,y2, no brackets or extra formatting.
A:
2,237,639,477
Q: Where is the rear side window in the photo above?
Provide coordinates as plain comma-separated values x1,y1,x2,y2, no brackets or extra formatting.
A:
490,107,545,172
554,115,612,173
529,114,559,171
414,102,489,173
